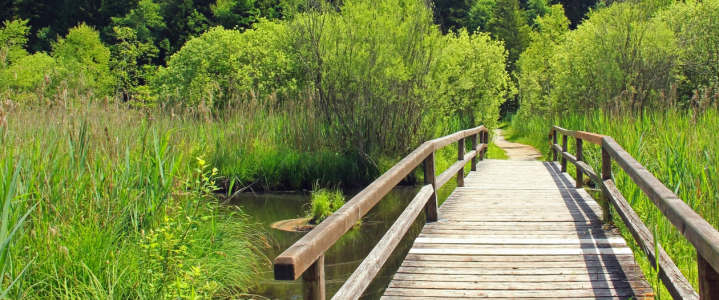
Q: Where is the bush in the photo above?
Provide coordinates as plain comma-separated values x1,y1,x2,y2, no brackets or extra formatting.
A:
308,188,345,224
153,20,300,108
516,2,681,117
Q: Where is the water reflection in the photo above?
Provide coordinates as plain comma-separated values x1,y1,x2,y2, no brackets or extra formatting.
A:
233,181,457,299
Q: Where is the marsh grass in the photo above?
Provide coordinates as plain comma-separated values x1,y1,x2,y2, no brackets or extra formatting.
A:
0,103,275,299
307,187,346,225
507,109,719,293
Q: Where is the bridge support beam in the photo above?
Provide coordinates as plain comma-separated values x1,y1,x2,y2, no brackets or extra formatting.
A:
699,253,719,299
457,138,465,187
424,152,438,222
601,147,613,223
575,138,583,188
561,135,568,172
302,254,325,300
471,134,478,171
552,131,558,161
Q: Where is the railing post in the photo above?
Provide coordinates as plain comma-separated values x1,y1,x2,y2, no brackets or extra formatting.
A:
457,138,465,187
575,138,583,188
552,131,558,161
601,146,613,223
424,152,438,222
479,131,487,161
561,135,568,172
302,254,325,300
699,252,719,298
471,133,478,171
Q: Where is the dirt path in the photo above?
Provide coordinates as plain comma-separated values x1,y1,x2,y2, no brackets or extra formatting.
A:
494,129,543,161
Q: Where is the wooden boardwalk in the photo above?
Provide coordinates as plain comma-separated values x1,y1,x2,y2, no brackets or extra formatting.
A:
382,160,654,299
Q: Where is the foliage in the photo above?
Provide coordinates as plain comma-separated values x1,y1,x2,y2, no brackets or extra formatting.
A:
0,20,30,68
307,187,345,224
0,105,268,299
52,24,114,95
487,0,530,74
211,0,260,29
434,0,474,34
515,4,569,119
111,26,160,104
153,20,298,108
467,0,496,33
659,0,719,104
430,29,513,130
515,1,684,117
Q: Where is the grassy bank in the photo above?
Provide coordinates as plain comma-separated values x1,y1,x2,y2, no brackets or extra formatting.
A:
0,100,505,298
506,109,719,294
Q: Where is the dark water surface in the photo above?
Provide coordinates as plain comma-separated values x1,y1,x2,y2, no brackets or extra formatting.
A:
233,182,457,299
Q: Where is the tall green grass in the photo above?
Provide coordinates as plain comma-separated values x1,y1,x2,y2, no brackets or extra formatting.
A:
507,109,719,293
0,105,269,299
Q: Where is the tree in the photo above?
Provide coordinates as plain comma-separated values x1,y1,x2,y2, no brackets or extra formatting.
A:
523,0,550,26
488,0,530,73
488,0,530,116
158,0,210,54
0,20,30,68
52,24,113,94
211,0,260,29
111,26,160,103
434,0,474,34
467,0,495,33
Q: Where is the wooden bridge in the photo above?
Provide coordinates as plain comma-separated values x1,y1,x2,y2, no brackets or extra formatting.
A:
274,126,719,299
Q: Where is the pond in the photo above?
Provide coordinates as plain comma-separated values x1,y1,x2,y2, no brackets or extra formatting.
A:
233,181,457,299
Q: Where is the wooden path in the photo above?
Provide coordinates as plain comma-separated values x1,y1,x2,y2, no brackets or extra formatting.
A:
382,160,654,299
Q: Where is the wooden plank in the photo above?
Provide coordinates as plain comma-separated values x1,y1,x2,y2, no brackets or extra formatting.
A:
436,150,476,189
397,266,638,275
400,260,641,269
403,253,638,262
331,185,433,300
381,296,646,300
302,254,325,300
457,138,465,187
602,179,698,299
390,272,646,282
413,237,627,245
383,287,650,298
408,248,634,255
274,141,433,280
424,152,438,222
699,252,719,299
388,279,651,291
604,136,719,274
274,126,488,280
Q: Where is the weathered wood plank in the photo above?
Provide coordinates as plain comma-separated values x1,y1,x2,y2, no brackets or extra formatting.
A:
331,185,433,300
274,126,488,280
383,287,651,298
413,237,627,245
408,248,634,255
604,136,719,275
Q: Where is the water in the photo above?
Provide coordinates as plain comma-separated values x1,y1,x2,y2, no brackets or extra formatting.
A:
233,181,457,299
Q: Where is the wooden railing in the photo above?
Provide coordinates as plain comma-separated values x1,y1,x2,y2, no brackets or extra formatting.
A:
273,126,491,300
549,126,719,299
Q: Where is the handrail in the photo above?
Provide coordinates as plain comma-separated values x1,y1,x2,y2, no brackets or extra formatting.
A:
549,125,719,299
274,126,490,300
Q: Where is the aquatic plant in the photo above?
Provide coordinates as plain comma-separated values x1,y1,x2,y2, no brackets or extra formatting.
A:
307,187,345,225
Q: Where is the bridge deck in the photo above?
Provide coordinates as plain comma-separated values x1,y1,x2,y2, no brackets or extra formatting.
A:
382,160,655,299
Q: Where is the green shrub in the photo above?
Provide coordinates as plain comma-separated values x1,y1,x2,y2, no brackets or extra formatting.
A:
153,20,300,108
308,188,345,224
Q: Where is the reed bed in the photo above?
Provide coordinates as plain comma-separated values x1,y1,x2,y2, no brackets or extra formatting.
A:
0,97,506,298
506,109,719,295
